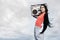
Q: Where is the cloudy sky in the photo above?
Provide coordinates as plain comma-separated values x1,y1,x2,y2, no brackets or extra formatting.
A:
0,0,60,40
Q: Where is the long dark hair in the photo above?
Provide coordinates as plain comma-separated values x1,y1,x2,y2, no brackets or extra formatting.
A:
40,4,51,34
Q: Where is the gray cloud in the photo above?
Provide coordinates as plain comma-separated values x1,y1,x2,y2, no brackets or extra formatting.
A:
0,0,60,40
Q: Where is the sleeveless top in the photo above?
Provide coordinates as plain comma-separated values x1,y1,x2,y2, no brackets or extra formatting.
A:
35,13,45,28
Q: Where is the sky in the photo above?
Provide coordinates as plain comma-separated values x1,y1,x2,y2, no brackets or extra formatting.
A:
0,0,60,40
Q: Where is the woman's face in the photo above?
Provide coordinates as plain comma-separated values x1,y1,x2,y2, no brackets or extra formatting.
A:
40,6,45,12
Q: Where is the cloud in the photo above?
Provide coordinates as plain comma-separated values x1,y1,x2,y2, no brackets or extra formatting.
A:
0,0,34,39
0,0,60,40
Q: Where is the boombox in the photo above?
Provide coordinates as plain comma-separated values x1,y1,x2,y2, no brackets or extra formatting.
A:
31,4,41,16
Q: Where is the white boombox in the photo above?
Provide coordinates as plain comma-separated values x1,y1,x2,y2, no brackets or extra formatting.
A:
31,4,41,16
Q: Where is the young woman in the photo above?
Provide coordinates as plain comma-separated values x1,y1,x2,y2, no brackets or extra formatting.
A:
32,4,51,40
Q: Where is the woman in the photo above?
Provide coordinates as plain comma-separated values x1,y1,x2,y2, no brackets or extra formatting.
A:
33,4,51,40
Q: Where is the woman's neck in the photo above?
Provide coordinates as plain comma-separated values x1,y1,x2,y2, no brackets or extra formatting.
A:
42,12,46,14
